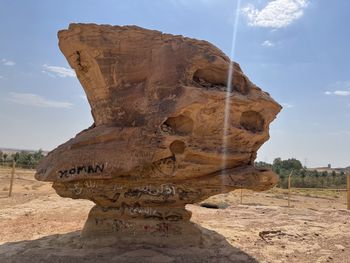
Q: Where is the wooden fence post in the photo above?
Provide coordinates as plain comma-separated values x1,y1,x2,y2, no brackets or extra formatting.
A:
288,170,293,207
8,161,15,197
347,173,350,210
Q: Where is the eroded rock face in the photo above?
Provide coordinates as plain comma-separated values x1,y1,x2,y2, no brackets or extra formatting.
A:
35,23,281,245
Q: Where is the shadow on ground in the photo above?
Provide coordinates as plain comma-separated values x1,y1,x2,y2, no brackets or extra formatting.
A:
0,225,258,263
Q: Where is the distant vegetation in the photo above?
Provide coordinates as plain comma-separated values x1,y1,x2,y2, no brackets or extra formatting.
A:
256,158,347,189
0,150,45,169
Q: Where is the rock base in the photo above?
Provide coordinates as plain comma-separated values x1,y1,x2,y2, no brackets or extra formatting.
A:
82,205,202,247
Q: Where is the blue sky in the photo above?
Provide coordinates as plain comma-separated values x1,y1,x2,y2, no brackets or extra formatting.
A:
0,0,349,168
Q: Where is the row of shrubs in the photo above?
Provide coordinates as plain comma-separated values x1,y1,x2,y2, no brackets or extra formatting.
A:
255,158,347,189
0,150,45,169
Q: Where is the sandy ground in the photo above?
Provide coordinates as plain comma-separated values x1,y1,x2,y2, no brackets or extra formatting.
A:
0,167,349,263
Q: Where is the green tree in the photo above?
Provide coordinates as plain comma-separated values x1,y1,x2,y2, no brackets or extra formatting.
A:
255,161,272,168
331,171,336,183
33,149,44,163
272,158,302,172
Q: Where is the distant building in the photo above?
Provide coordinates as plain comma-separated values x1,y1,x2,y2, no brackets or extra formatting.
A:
307,166,346,175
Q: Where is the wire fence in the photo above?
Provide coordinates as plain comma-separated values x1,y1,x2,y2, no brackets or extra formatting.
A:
0,177,38,182
0,162,37,170
0,162,41,197
0,162,37,182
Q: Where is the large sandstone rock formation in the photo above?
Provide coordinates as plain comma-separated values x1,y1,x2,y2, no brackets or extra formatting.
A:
35,23,281,246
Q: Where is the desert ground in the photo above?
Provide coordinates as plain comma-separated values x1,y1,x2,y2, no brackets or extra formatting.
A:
0,167,349,263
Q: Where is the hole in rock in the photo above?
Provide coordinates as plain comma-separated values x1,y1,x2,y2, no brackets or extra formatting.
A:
193,69,226,90
240,111,264,133
170,140,186,155
164,115,194,135
200,202,229,209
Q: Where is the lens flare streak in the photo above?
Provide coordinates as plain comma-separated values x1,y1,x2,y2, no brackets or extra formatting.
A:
221,0,242,173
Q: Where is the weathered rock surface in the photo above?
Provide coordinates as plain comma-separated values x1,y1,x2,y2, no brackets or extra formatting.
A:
35,23,281,245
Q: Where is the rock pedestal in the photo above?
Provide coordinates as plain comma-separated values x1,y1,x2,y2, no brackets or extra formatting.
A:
35,24,281,246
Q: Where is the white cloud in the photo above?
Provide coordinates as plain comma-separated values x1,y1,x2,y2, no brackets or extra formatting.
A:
325,81,350,96
334,90,350,96
8,92,73,109
242,0,309,29
281,102,294,108
41,70,55,78
325,90,350,96
2,59,15,66
42,64,76,78
262,40,274,47
0,75,3,79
